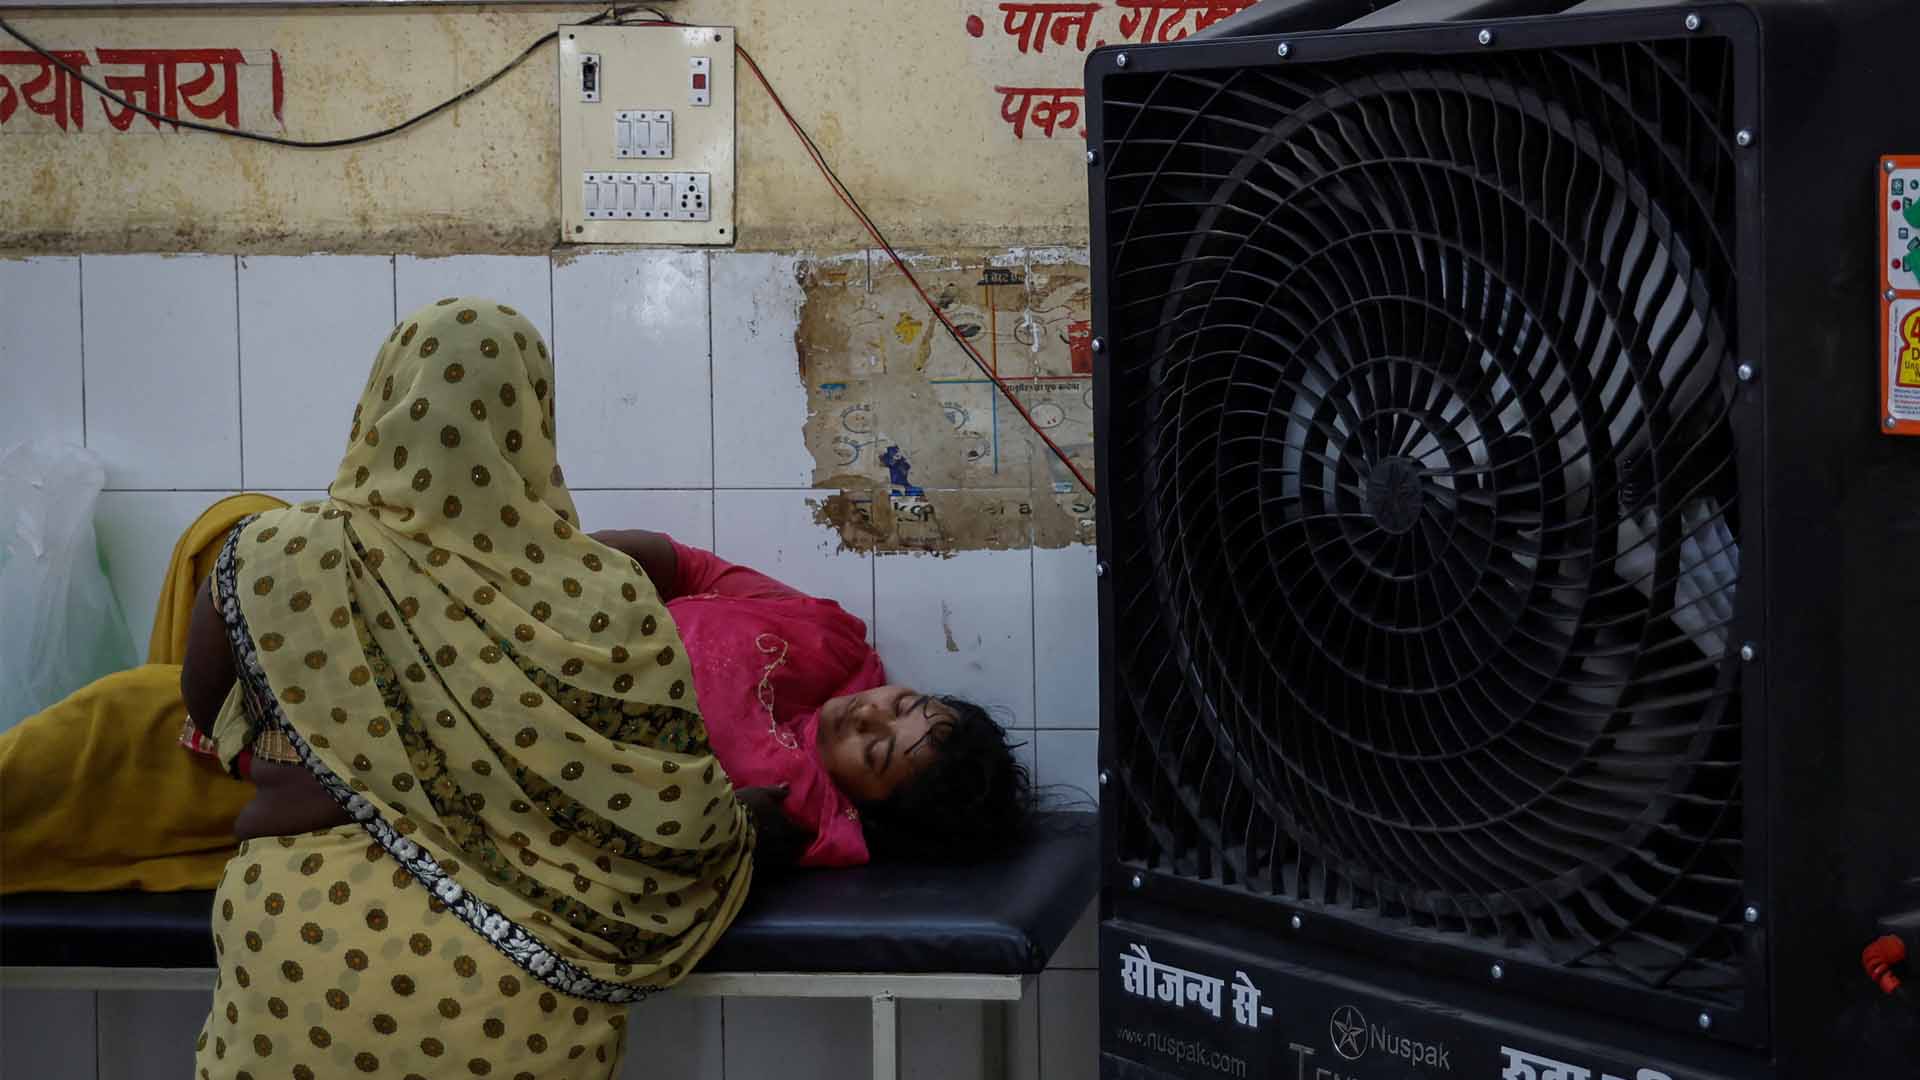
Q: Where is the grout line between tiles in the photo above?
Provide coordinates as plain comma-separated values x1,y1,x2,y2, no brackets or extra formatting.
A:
234,256,245,489
1028,435,1040,731
77,256,88,448
1035,975,1046,1080
1030,540,1040,735
708,251,718,547
547,252,559,380
675,484,1043,494
570,486,719,493
102,487,255,494
536,255,553,340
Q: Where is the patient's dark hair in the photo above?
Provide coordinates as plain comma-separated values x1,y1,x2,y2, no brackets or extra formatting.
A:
858,696,1034,863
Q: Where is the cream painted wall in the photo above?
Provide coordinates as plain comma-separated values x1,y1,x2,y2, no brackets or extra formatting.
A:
0,3,1096,254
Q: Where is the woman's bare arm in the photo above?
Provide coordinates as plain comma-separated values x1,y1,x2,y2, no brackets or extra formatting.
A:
590,529,681,601
235,761,352,840
180,576,235,736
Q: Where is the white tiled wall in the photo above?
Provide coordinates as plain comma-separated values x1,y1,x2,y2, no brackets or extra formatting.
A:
0,251,1102,1079
0,257,85,453
551,250,713,490
236,254,394,491
0,990,94,1079
93,991,211,1080
93,490,238,657
875,549,1037,731
619,993,725,1080
714,488,874,632
81,255,241,491
396,254,554,344
573,488,717,551
710,252,814,489
1033,546,1099,730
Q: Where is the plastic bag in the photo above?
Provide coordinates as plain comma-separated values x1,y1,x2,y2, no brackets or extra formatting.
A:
0,441,137,733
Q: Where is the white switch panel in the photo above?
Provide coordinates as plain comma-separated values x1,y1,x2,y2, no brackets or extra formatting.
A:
558,25,733,245
582,173,709,221
616,110,671,159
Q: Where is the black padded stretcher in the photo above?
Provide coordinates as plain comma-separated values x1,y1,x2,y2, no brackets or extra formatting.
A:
0,813,1098,1078
0,812,1097,973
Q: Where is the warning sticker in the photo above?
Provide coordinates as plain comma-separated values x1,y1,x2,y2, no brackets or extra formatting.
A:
1890,300,1920,421
1888,170,1920,291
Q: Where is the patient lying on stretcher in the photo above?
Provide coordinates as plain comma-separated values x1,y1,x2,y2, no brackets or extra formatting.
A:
3,297,1032,923
189,529,1035,868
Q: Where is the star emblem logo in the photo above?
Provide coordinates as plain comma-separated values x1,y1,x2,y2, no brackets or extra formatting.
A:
1329,1005,1367,1061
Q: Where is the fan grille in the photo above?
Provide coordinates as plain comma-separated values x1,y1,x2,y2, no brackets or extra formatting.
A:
1099,39,1748,1007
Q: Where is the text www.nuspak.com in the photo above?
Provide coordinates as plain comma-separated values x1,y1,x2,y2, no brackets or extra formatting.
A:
1115,1025,1249,1077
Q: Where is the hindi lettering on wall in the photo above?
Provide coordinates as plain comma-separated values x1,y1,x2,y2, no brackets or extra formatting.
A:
967,0,1259,140
0,46,282,134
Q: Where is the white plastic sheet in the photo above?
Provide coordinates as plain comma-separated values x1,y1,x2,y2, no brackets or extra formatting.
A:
0,441,137,732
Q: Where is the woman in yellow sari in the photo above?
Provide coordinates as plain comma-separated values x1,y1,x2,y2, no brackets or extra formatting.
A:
182,298,763,1079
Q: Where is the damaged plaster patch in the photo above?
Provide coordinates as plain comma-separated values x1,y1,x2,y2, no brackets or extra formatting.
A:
798,248,1097,555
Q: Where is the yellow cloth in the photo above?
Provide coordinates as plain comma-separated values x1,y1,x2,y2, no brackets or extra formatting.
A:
0,492,289,893
218,297,753,1003
148,493,289,664
0,664,255,894
195,827,630,1080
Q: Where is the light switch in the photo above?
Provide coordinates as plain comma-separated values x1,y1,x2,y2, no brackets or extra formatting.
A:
614,110,673,159
580,171,708,221
579,53,600,102
689,57,710,106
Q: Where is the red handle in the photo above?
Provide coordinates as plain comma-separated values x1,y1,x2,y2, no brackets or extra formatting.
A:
1863,934,1908,995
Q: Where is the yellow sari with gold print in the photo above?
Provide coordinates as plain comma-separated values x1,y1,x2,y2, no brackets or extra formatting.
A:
194,298,752,1080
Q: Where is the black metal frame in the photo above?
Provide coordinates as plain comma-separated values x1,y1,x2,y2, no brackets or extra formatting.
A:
1089,0,1773,1054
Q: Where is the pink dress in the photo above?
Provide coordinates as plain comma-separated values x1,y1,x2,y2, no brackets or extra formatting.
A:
665,540,883,868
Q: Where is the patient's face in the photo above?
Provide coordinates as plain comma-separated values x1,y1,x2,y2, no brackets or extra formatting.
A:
816,685,946,804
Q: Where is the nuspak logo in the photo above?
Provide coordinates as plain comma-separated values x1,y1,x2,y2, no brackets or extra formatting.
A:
1329,1006,1367,1060
1324,1004,1452,1071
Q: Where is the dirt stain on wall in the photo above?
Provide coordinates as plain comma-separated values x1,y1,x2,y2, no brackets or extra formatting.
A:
796,250,1097,553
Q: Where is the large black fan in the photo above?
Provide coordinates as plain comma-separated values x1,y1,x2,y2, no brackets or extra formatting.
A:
1101,41,1747,1005
1094,4,1920,1075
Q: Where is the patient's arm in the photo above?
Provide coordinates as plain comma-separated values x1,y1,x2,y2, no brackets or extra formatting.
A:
591,529,681,602
738,784,813,870
180,576,235,737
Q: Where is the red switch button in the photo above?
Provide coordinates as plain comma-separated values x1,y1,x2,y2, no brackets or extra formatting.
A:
692,72,708,90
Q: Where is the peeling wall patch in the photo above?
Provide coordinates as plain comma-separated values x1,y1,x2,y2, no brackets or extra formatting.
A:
798,249,1096,553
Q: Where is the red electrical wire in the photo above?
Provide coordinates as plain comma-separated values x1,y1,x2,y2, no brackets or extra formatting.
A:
734,45,1098,498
